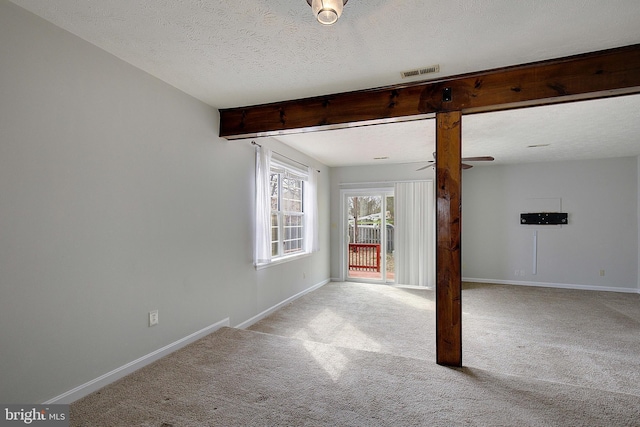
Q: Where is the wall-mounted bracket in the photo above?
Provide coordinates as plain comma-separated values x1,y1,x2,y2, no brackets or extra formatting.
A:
442,87,452,102
520,212,568,225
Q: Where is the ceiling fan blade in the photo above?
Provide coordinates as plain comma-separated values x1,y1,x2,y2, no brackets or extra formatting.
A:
416,163,435,171
417,162,476,170
461,156,494,162
417,157,489,170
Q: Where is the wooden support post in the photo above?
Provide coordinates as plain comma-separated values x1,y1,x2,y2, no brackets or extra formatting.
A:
435,110,462,367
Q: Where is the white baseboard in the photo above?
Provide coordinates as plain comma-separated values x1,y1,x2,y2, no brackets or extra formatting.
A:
44,318,230,404
463,277,639,294
235,278,330,329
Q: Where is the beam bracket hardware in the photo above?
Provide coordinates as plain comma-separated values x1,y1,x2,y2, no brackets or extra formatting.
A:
442,87,452,102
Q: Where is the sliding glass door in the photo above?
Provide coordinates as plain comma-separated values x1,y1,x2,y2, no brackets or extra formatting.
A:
342,181,434,287
344,190,395,283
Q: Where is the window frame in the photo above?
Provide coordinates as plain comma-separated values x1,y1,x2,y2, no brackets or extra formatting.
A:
260,158,309,267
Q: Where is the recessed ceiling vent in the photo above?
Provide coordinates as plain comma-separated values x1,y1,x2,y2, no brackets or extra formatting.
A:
400,64,440,79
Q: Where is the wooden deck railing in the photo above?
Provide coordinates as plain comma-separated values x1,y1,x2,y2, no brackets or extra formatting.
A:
348,243,381,272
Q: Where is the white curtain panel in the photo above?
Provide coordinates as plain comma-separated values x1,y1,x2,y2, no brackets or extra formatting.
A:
304,167,319,253
394,181,435,288
255,147,272,265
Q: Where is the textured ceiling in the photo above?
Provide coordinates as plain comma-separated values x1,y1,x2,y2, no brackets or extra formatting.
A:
276,94,640,167
10,0,640,166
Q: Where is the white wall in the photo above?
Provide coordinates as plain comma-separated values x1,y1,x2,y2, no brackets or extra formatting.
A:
462,158,638,291
0,1,330,404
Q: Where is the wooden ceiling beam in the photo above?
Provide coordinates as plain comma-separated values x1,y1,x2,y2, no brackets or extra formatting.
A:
219,43,640,139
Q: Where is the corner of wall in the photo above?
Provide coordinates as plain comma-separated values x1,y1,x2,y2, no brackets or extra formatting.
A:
637,155,640,292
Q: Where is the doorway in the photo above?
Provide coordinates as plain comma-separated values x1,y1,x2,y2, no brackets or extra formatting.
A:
343,190,395,283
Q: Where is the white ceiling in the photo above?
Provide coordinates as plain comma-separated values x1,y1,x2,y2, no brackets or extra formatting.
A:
276,94,640,167
10,0,640,167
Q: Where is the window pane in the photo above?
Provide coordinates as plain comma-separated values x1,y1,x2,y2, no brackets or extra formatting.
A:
270,173,279,211
271,213,279,256
283,213,303,254
282,177,302,212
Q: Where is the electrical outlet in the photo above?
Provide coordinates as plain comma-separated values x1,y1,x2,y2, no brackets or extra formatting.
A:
599,269,605,277
149,310,159,327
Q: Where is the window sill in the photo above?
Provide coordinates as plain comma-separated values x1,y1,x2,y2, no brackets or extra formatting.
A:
255,252,311,270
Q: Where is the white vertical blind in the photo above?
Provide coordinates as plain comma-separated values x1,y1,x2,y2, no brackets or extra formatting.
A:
394,181,435,287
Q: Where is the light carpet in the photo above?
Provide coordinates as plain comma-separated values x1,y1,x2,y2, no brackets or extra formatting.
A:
70,282,640,426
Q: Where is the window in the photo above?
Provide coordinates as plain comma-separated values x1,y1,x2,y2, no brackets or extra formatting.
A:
255,147,317,267
270,170,304,257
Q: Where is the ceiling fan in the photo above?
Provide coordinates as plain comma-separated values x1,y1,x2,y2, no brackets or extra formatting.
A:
416,152,494,170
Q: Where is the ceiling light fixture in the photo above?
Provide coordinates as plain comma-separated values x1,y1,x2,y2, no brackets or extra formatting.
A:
306,0,348,25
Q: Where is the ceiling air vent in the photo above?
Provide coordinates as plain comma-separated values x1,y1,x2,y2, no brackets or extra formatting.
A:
400,64,440,79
